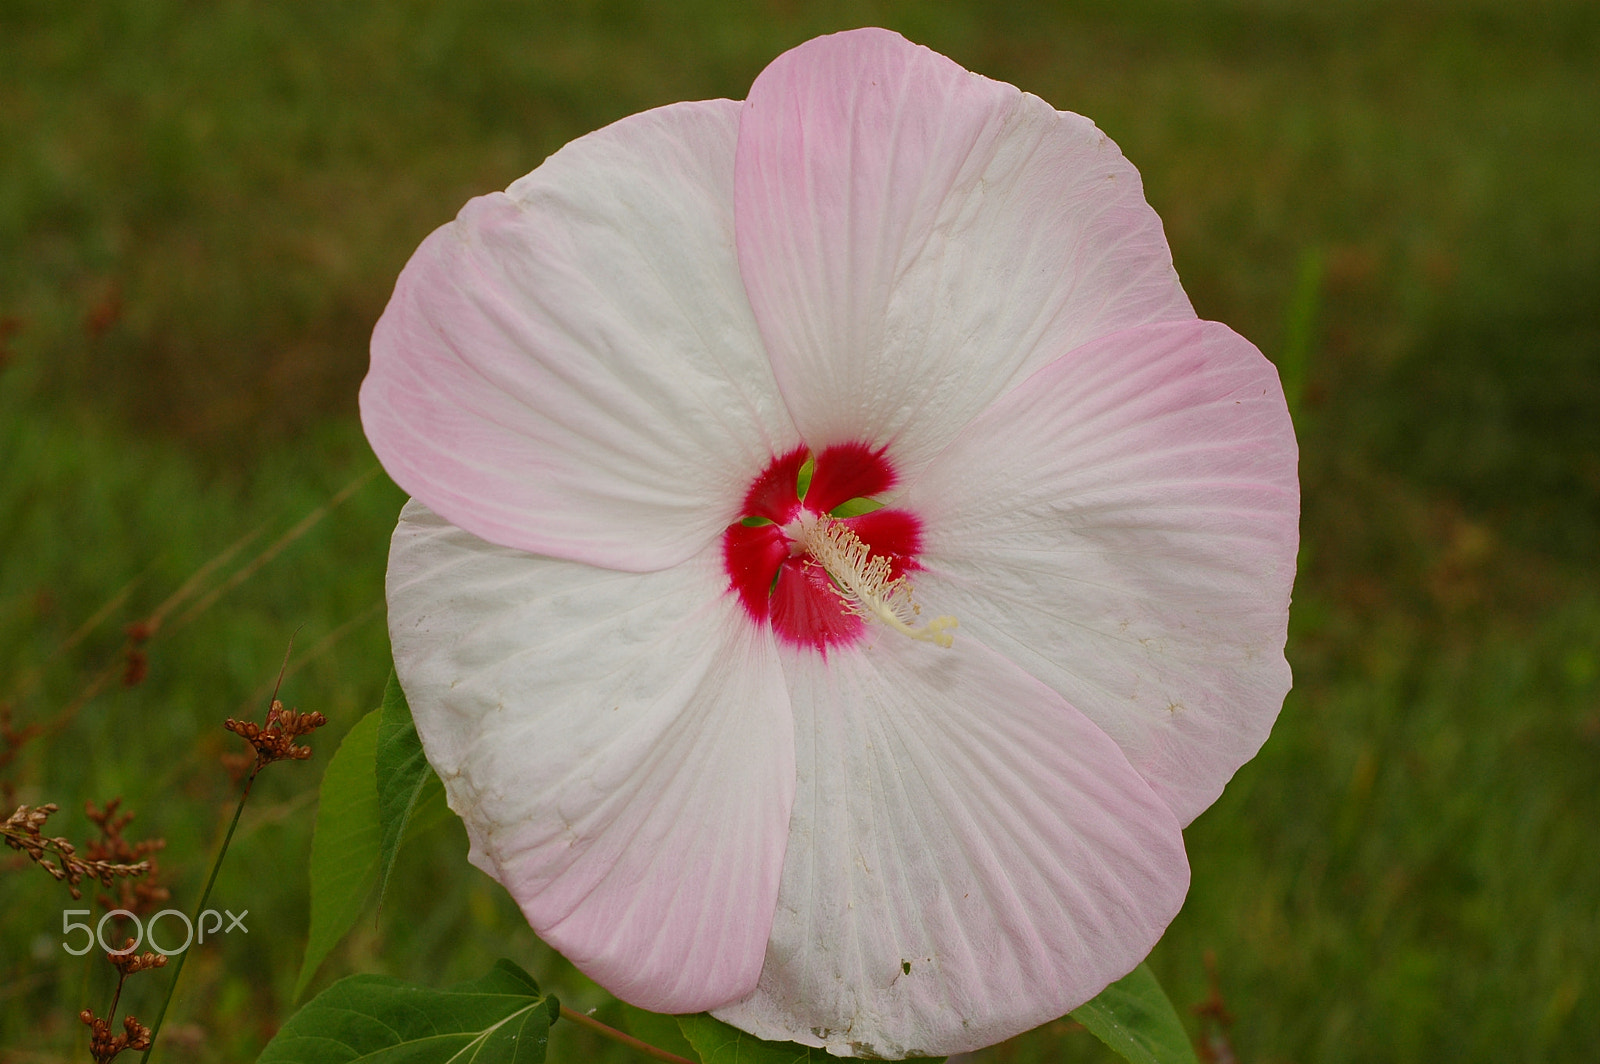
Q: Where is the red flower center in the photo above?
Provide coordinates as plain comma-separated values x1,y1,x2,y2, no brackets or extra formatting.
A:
722,443,930,652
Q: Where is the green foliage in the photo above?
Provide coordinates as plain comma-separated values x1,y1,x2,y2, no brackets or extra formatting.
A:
828,497,886,518
1070,964,1200,1064
617,1003,701,1060
295,684,448,1000
375,671,446,906
676,1014,854,1064
295,708,382,1000
261,959,558,1064
673,975,1201,1064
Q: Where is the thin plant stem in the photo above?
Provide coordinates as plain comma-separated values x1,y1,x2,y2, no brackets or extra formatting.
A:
234,600,383,717
38,527,260,737
41,657,121,738
559,1006,697,1064
105,971,128,1034
168,466,378,634
137,763,258,1064
147,528,263,632
35,468,373,741
140,638,295,1063
4,564,152,704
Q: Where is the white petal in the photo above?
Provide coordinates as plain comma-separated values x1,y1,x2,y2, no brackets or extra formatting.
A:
362,101,796,572
905,319,1299,825
386,500,794,1011
714,635,1189,1058
734,28,1193,475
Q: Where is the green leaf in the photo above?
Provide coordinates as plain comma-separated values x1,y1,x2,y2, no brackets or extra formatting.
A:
828,497,885,518
293,708,382,1001
677,1015,829,1064
1069,963,1200,1064
376,670,446,906
676,1014,943,1064
261,959,555,1064
795,454,814,501
618,1003,699,1061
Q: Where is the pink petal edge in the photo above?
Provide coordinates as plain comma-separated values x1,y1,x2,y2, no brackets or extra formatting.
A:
714,634,1189,1057
362,100,796,573
734,28,1194,478
906,318,1299,825
386,500,794,1011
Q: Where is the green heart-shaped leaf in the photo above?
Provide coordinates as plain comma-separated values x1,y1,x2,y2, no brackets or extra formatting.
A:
1069,962,1200,1064
293,708,381,1000
262,958,558,1063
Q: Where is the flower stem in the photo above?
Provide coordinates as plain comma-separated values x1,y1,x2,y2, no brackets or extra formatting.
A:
105,971,128,1030
559,1005,697,1064
137,765,259,1063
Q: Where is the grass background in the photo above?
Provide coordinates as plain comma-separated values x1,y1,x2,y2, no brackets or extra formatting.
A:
2,0,1597,1061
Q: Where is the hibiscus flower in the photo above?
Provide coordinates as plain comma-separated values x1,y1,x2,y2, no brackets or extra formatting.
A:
360,27,1298,1059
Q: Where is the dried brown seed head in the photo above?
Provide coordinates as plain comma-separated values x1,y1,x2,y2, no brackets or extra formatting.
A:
226,700,328,770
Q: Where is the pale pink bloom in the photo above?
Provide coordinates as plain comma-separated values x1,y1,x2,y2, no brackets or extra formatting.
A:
360,27,1297,1059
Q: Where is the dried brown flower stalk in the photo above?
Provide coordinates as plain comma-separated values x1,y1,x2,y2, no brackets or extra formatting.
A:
224,699,328,772
2,803,150,900
1194,950,1238,1064
80,1009,153,1064
80,942,166,1063
0,702,40,768
121,621,153,688
0,702,42,807
85,798,169,915
140,666,326,1064
109,945,169,977
0,314,21,370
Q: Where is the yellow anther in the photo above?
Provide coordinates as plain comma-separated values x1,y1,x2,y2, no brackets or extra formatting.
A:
795,516,957,647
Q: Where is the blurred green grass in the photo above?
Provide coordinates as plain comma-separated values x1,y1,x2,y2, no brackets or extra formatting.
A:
2,0,1597,1061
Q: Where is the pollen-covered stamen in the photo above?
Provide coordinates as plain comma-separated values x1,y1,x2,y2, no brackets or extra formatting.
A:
793,515,957,648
